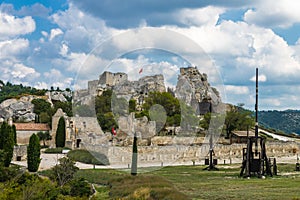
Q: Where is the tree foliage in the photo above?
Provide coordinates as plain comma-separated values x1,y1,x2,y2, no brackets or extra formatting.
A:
95,90,118,132
37,131,52,147
0,81,46,103
129,99,137,113
70,178,93,197
53,101,73,117
50,157,79,187
27,134,41,172
0,122,15,167
32,98,52,115
200,105,254,138
142,91,182,129
56,117,66,147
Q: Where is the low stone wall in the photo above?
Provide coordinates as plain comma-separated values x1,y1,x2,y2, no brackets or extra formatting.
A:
83,141,300,166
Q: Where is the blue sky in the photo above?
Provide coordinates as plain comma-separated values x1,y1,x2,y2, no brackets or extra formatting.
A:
1,0,300,110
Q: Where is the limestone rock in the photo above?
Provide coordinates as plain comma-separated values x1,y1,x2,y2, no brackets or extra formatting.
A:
0,99,18,109
47,91,67,102
175,66,222,115
0,100,35,122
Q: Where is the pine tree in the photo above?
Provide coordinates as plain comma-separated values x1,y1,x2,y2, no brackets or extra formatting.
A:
55,117,66,148
27,134,41,172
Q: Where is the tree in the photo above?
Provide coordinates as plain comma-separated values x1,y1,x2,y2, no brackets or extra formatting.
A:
55,117,66,147
141,91,182,128
129,99,137,113
50,157,79,187
95,90,118,132
70,178,93,197
37,131,52,147
97,112,118,132
12,124,17,144
27,134,41,172
31,98,52,115
53,101,73,117
0,122,15,167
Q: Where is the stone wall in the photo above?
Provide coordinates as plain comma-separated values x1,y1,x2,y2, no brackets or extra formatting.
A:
99,71,128,87
13,145,27,161
118,113,156,139
84,140,300,166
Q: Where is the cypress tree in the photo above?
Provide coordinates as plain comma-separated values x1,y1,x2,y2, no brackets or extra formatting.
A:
0,122,15,167
27,134,41,172
12,124,17,144
55,117,66,148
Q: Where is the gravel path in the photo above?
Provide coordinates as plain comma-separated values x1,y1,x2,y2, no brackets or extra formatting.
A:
11,153,300,171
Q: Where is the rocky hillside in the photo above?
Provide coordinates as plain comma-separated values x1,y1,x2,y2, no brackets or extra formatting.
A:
258,110,300,135
0,80,72,123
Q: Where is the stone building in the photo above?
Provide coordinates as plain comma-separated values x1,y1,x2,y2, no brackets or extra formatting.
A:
51,108,106,149
14,123,50,144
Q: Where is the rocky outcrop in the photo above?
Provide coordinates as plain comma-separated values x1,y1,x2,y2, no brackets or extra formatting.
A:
46,91,71,102
0,91,71,122
0,99,35,122
175,67,222,115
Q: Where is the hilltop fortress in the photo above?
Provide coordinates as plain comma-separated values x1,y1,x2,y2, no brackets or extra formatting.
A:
75,66,222,116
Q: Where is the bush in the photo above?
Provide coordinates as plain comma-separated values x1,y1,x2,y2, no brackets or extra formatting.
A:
70,178,93,197
0,165,21,182
67,149,109,165
44,147,71,154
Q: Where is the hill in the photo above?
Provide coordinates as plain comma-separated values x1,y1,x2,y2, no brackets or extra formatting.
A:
258,110,300,135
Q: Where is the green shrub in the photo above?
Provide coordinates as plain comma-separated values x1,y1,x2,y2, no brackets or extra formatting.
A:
70,178,93,197
0,165,21,182
67,149,109,165
44,147,71,154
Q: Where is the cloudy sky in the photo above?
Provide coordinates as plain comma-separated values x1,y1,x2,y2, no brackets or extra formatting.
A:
1,0,300,111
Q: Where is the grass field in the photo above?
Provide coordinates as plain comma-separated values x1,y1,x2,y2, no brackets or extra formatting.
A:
74,164,300,200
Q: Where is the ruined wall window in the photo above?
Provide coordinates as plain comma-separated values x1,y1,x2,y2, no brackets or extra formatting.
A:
83,121,86,128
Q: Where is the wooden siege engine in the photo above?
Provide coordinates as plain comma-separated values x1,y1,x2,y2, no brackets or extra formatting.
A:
240,68,274,178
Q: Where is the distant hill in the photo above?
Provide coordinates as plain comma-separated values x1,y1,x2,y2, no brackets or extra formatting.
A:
258,110,300,135
0,80,47,103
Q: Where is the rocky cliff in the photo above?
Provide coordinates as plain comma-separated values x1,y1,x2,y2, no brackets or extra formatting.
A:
0,90,71,123
175,67,222,115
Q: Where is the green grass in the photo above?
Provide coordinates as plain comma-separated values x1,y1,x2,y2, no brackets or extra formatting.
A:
44,147,71,154
75,164,300,200
67,149,109,165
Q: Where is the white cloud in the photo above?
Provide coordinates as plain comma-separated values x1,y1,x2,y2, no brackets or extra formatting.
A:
244,0,300,28
0,12,35,39
41,30,48,37
0,62,40,84
250,74,267,82
59,43,69,57
176,6,225,27
11,63,39,79
0,38,29,59
50,3,119,51
225,85,249,95
44,69,73,89
109,56,180,88
49,28,63,41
